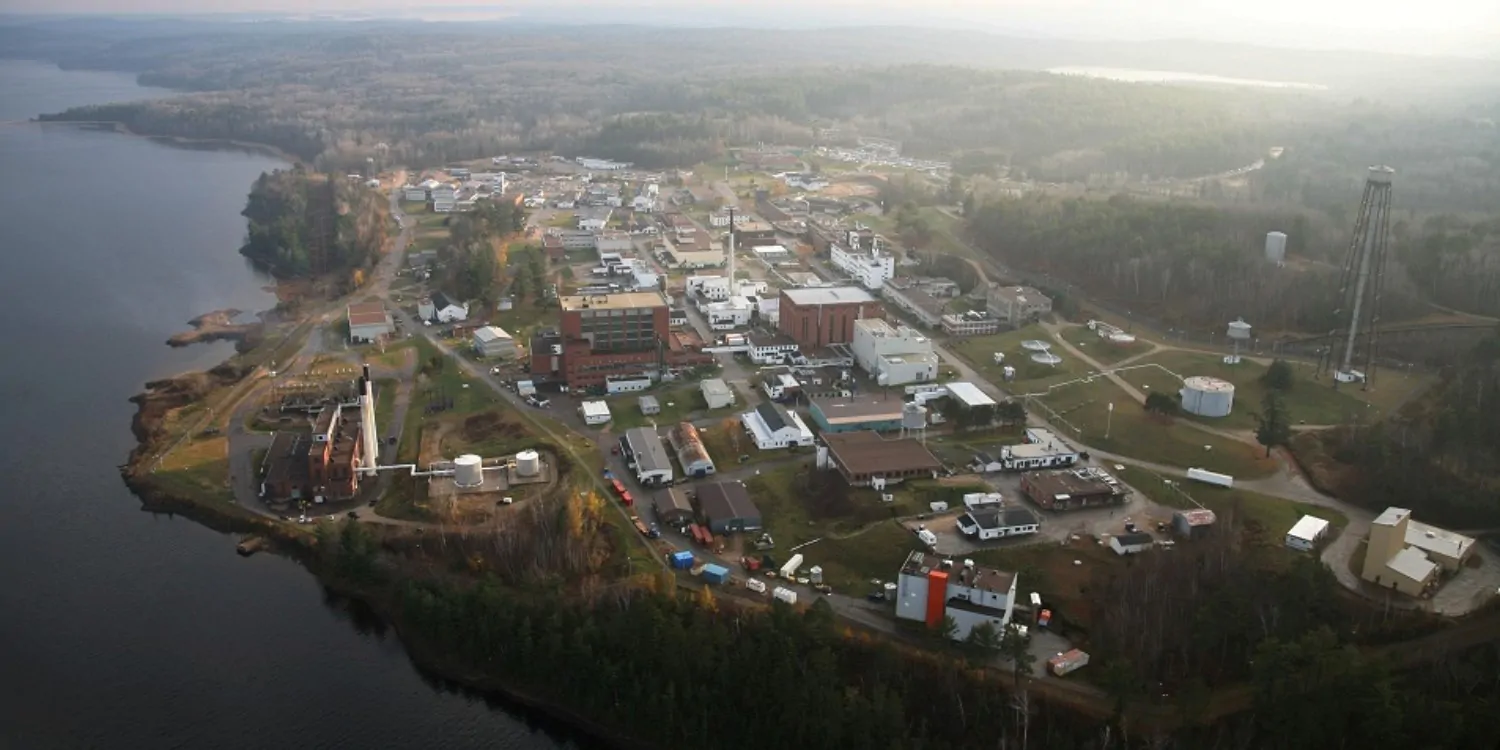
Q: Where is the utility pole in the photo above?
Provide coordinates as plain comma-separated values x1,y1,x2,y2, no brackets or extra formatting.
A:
1105,402,1113,440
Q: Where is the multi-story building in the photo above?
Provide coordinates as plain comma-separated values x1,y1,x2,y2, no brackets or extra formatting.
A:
941,311,1002,336
777,287,882,350
527,292,711,390
831,244,896,290
987,285,1053,324
850,318,939,386
895,551,1018,640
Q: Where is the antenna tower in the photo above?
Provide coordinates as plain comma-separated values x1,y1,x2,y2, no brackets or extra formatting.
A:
1319,166,1394,389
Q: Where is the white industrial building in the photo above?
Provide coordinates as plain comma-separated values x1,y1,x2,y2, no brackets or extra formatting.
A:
418,292,468,323
621,427,674,487
943,381,996,409
831,244,896,290
762,371,801,401
472,326,517,358
895,552,1017,641
851,318,939,386
740,402,814,450
1110,533,1155,556
579,400,612,426
700,379,736,409
748,332,800,365
1285,515,1331,552
704,299,754,330
956,506,1042,541
972,427,1078,472
402,185,427,202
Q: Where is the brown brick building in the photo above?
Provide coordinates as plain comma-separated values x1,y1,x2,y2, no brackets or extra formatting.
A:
530,292,712,391
777,286,883,349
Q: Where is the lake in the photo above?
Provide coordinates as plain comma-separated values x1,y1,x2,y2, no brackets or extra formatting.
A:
0,59,582,750
1047,66,1328,90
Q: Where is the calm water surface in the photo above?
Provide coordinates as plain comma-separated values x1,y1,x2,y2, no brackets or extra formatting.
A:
0,59,581,750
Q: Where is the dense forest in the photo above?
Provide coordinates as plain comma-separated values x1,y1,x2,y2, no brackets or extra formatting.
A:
1304,326,1500,528
964,194,1439,332
433,200,529,305
239,168,388,280
1398,214,1500,317
17,19,1495,202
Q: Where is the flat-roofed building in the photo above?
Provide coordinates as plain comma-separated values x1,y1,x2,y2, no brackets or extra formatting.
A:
882,280,950,327
895,551,1017,640
531,291,712,390
1019,468,1128,511
1285,515,1331,552
942,311,1003,337
851,318,939,386
472,326,517,358
818,430,943,487
808,395,907,433
777,286,883,350
987,285,1053,324
1361,506,1473,596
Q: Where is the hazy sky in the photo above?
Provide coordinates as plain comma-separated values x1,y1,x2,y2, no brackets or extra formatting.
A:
3,0,1497,56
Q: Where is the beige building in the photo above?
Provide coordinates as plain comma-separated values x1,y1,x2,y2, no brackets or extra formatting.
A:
1360,507,1474,597
987,285,1052,324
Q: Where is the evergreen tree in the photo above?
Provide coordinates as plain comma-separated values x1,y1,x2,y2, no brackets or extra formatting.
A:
1256,391,1292,457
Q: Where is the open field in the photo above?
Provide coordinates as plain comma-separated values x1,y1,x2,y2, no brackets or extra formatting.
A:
743,466,991,591
1036,378,1278,479
605,384,707,431
1117,466,1349,567
948,324,1089,387
154,435,232,502
1058,324,1154,365
1124,350,1412,430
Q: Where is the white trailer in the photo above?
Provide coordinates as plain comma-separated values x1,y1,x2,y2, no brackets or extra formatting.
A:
1186,468,1234,488
779,553,804,579
745,578,767,594
516,380,537,397
772,587,798,605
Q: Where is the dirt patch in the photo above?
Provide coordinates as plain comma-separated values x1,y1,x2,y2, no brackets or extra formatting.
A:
167,309,265,349
462,411,529,445
126,363,251,465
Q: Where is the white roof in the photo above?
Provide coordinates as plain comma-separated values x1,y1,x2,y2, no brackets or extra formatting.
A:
1386,546,1438,583
781,286,876,305
701,378,732,396
580,400,611,417
944,382,996,408
1373,506,1411,527
473,326,512,343
1405,521,1475,561
1286,515,1330,542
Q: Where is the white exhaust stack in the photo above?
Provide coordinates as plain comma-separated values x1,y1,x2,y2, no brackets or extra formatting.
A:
360,364,379,472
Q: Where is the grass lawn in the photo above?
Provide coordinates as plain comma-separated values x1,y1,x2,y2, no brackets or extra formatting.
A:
545,212,575,229
606,384,709,431
488,301,555,344
948,324,1090,388
409,337,499,416
699,417,791,468
1130,350,1392,430
1038,379,1278,478
966,539,1125,631
743,464,934,590
410,232,447,252
1058,324,1154,366
400,200,429,214
155,435,232,502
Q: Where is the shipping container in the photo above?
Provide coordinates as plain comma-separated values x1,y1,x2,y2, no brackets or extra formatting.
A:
1048,649,1090,676
745,578,768,594
701,564,729,584
670,550,695,569
772,587,798,605
1186,467,1234,488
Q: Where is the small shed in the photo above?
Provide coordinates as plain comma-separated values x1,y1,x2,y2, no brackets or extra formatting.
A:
1109,532,1154,556
1285,515,1330,552
1172,508,1218,539
654,488,695,527
579,400,611,426
638,395,661,415
700,378,736,410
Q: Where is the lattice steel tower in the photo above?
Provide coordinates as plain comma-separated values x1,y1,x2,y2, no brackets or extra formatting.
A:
1321,166,1395,389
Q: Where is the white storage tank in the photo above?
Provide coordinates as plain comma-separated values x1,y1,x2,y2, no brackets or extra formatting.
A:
515,449,541,477
1180,376,1235,418
454,454,484,487
1265,231,1287,264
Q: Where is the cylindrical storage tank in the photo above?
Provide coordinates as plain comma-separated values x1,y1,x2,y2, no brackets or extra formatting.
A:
515,449,541,477
901,403,927,430
1265,231,1287,263
454,454,484,487
1179,376,1236,418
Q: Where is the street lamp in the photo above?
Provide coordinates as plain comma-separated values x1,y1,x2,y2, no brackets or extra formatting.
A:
1105,402,1114,440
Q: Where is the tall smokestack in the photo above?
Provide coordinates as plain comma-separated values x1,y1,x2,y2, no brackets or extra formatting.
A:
360,364,379,472
726,207,736,295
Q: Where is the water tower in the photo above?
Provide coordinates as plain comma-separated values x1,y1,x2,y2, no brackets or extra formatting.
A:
1265,231,1287,266
900,401,928,443
1319,166,1395,388
1224,318,1252,365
